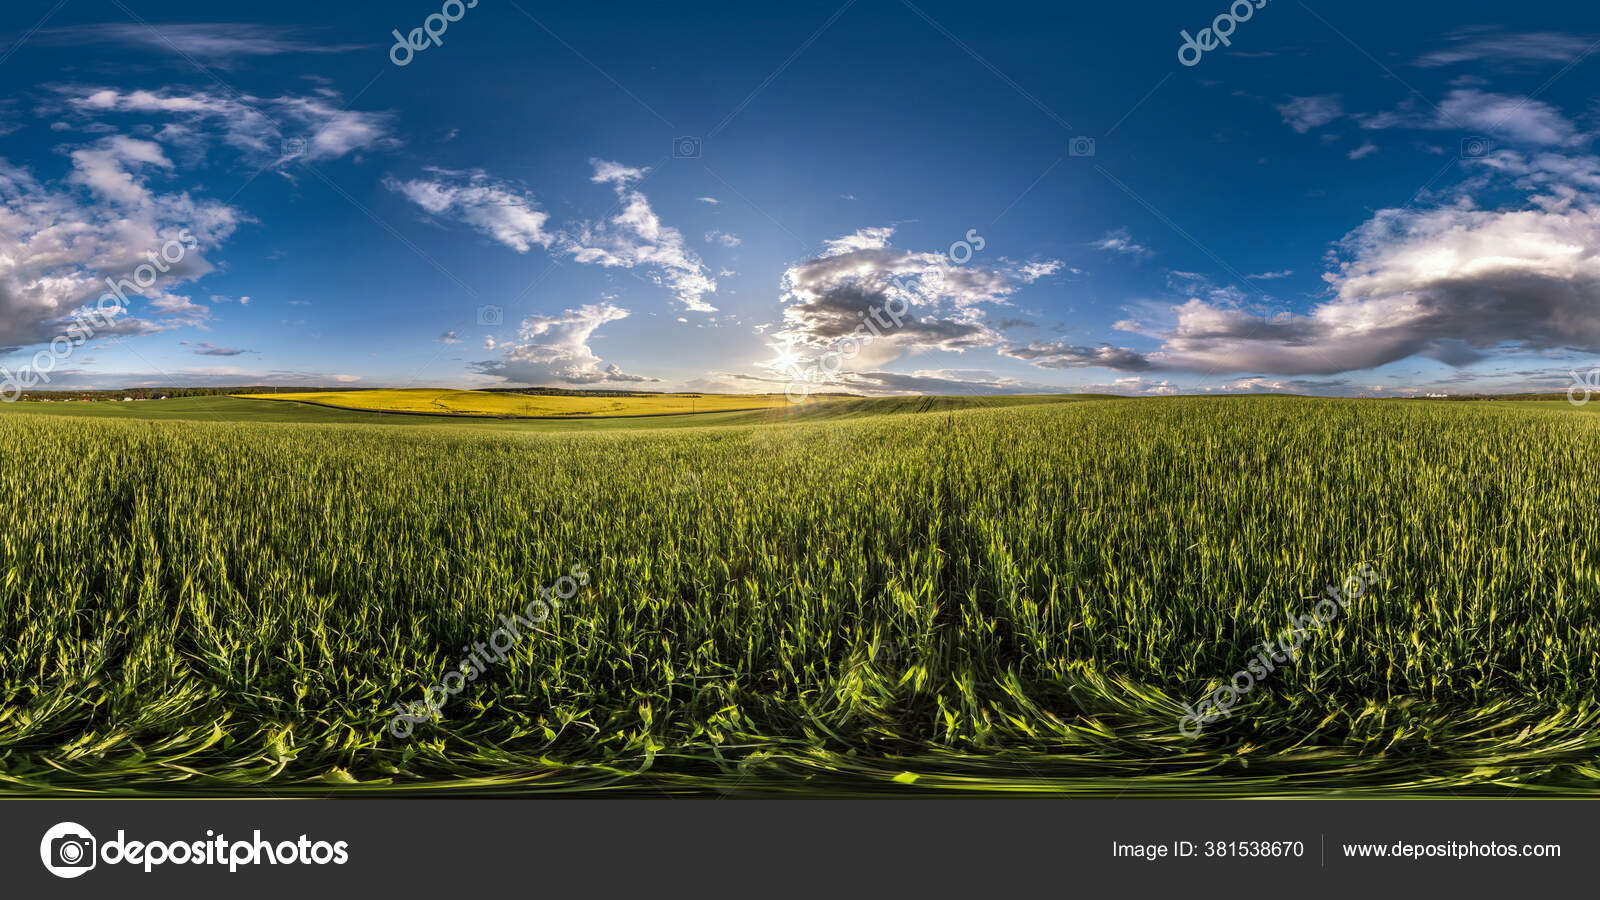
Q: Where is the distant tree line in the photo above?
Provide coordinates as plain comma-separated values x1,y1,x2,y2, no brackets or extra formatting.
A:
13,386,350,401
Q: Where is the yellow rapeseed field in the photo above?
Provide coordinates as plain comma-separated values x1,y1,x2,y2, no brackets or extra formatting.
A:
236,388,816,418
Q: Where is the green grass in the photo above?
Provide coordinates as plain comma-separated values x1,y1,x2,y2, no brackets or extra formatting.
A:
2,393,1095,431
0,395,1596,796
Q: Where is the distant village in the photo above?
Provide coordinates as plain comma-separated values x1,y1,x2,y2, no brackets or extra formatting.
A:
33,395,168,403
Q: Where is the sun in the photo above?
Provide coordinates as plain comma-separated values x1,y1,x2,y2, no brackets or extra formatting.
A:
765,341,805,377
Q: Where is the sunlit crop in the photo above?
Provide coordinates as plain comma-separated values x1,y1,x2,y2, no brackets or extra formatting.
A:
1,396,1596,795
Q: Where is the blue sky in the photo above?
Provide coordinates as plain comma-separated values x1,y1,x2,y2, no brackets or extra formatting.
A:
3,0,1599,397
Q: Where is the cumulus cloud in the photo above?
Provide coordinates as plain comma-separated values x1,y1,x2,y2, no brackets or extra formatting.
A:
67,136,172,206
473,303,655,385
1018,260,1062,282
993,139,1600,380
823,226,895,255
146,290,211,326
1468,148,1600,193
1078,375,1178,395
388,160,719,312
384,168,552,252
564,159,718,312
772,226,1060,371
0,144,241,350
1124,195,1600,376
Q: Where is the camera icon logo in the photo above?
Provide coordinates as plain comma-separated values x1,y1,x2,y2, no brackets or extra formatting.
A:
281,137,308,159
673,136,702,159
475,304,503,326
1069,136,1096,157
1460,136,1491,159
40,822,97,878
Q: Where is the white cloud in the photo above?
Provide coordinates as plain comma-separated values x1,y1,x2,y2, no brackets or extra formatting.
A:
561,159,718,312
0,147,241,350
1276,95,1343,133
999,142,1600,379
1359,89,1580,147
704,230,741,247
1468,148,1600,193
40,24,369,62
388,161,719,311
1019,260,1062,282
384,168,553,253
1414,30,1597,69
1091,376,1177,395
59,86,398,166
773,226,1062,371
473,303,654,385
67,136,172,206
823,226,894,256
589,160,646,185
1090,195,1600,376
1091,228,1152,257
1436,90,1579,146
1347,141,1379,160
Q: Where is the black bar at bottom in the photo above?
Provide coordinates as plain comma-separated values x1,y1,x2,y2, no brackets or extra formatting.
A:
3,798,1590,895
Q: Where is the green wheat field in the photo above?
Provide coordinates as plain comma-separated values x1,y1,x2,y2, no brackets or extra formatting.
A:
2,393,1597,796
